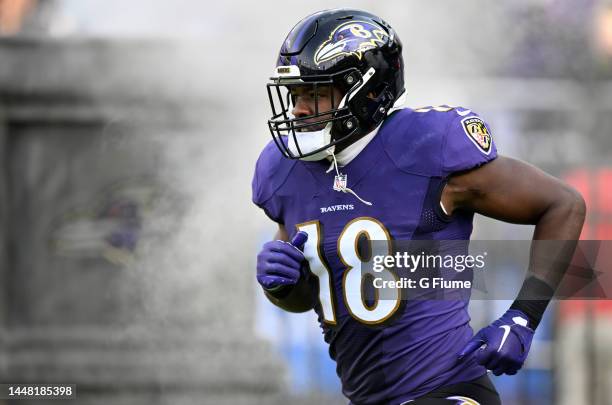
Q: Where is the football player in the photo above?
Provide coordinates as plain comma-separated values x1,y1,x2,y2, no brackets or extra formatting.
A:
253,9,585,405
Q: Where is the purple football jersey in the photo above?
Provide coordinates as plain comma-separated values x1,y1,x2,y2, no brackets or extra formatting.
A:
252,107,497,404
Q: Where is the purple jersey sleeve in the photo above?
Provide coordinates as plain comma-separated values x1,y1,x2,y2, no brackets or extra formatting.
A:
251,140,296,224
381,107,497,178
441,111,497,176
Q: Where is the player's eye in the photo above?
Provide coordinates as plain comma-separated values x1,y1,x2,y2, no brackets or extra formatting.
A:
317,87,331,98
289,88,311,101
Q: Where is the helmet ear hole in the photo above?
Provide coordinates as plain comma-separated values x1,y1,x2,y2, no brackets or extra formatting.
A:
371,83,387,99
344,72,358,86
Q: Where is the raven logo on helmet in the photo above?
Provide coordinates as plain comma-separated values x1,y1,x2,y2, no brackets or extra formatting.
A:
314,21,389,66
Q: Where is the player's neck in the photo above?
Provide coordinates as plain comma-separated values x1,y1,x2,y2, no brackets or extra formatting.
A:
329,125,380,167
331,95,406,164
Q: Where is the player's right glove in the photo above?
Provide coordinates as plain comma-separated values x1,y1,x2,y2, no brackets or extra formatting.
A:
256,231,308,293
458,309,534,376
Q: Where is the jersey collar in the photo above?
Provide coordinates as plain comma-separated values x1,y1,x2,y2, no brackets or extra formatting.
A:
326,92,406,168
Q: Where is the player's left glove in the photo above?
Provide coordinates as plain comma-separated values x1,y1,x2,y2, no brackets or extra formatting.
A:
256,231,308,292
458,309,534,376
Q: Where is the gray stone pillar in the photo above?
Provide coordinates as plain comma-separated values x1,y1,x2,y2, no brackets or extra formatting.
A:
0,38,286,405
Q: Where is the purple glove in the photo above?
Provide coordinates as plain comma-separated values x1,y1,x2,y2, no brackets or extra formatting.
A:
256,231,308,291
458,309,534,376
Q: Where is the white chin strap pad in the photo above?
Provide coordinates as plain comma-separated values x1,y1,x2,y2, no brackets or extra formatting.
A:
287,123,335,161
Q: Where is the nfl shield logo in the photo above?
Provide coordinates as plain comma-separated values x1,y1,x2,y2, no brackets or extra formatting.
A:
333,174,347,191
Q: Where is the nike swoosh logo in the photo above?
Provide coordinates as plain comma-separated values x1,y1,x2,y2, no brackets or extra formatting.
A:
498,325,511,352
457,109,472,116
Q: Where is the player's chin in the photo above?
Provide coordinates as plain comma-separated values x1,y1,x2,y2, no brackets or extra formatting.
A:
297,123,327,132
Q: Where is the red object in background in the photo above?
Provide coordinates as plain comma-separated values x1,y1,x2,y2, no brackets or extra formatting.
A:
0,0,35,35
595,5,612,58
564,167,612,240
560,168,612,320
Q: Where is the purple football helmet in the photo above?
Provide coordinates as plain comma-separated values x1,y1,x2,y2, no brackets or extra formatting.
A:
267,9,405,160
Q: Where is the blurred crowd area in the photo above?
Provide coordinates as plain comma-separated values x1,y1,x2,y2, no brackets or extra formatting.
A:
1,1,611,405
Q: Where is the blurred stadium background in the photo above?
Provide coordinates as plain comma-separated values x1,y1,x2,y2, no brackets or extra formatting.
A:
0,0,610,404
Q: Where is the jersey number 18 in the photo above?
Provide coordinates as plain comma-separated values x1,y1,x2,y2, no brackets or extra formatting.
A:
297,217,401,325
